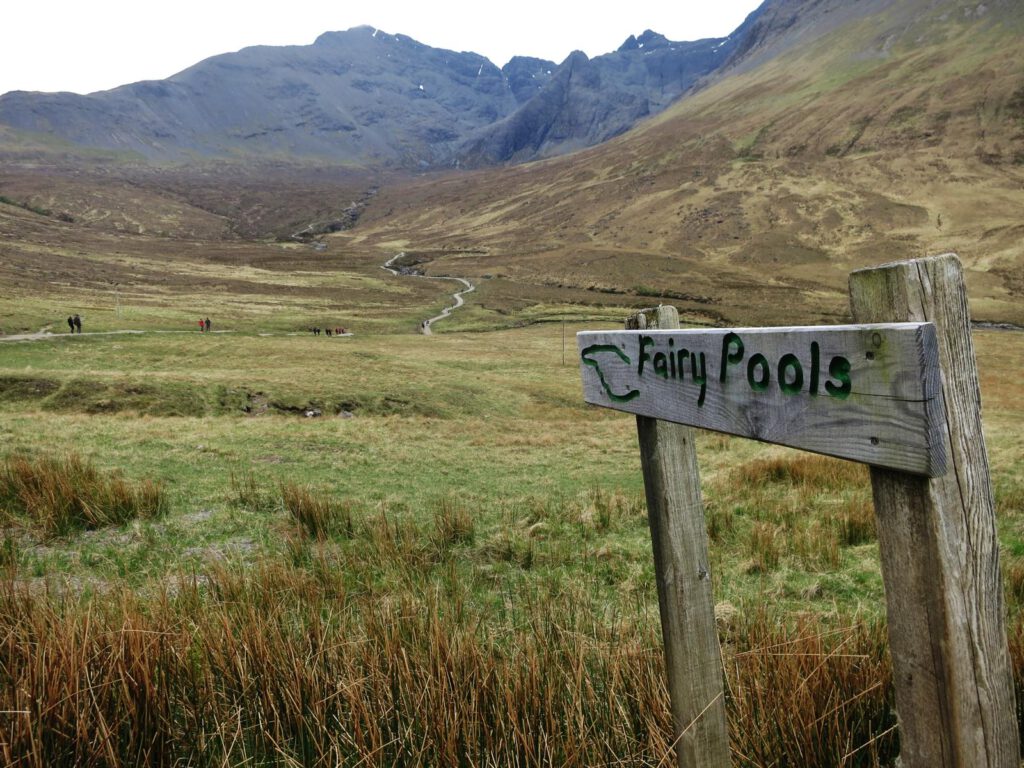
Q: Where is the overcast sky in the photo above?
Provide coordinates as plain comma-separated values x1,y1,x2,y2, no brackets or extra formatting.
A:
0,0,764,97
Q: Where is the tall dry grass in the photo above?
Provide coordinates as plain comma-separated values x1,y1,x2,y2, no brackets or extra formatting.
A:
733,455,868,490
0,564,674,767
711,454,877,578
229,470,277,513
0,453,166,537
724,613,896,766
281,482,353,541
5,454,1020,765
0,533,909,768
0,572,904,767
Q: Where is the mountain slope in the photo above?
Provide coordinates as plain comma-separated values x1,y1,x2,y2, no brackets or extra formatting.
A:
0,24,744,168
345,0,1024,326
0,27,513,166
458,30,745,165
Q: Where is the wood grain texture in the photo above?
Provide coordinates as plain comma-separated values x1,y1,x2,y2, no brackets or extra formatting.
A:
849,254,1018,768
579,323,945,476
629,306,729,768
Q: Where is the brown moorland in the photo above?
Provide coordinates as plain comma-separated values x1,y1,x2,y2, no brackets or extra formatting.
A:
0,2,1022,764
3,3,1022,335
343,0,1024,328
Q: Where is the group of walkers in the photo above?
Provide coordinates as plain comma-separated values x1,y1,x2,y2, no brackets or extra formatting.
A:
65,313,213,334
57,313,356,337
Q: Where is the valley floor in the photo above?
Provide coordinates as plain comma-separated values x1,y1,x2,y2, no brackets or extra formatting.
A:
0,319,1021,766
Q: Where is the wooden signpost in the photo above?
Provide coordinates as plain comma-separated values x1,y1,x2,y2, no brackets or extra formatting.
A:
580,322,945,475
578,254,1017,768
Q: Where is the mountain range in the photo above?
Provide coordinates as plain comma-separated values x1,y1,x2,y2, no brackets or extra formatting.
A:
346,0,1024,325
1,0,1021,330
0,18,759,168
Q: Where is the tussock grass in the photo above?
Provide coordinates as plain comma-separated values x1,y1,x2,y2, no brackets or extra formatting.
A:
0,553,914,768
996,476,1024,518
736,454,868,490
725,612,897,766
587,486,644,532
1004,557,1024,610
747,522,782,574
705,500,735,544
432,495,476,549
281,482,353,541
836,496,877,547
0,453,166,537
229,471,277,513
0,456,909,764
793,521,842,571
709,453,877,588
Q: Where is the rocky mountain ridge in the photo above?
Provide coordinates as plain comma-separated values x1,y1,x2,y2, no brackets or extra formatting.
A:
459,29,745,166
0,16,760,168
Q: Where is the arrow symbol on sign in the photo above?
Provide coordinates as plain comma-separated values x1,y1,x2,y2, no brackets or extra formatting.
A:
581,344,640,403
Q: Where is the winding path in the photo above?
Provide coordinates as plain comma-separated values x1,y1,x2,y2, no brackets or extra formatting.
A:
382,253,475,334
0,329,233,343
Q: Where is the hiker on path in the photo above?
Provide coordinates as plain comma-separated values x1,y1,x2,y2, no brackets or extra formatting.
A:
67,316,74,333
73,314,81,333
204,317,211,333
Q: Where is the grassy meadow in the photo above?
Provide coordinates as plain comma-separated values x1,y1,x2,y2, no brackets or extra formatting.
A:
1,274,1023,764
1,2,1022,762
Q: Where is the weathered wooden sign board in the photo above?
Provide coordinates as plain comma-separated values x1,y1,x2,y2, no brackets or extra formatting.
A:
575,257,1016,768
578,322,946,476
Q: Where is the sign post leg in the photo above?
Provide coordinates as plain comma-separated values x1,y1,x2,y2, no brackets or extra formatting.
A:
849,254,1018,767
629,306,729,768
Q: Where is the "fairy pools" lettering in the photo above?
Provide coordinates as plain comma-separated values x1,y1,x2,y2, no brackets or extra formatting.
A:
585,330,853,408
636,332,851,407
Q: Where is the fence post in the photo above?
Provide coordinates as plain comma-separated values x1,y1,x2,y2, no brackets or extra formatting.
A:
849,254,1018,767
628,306,729,768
